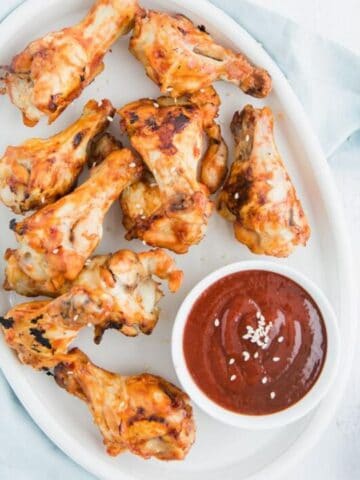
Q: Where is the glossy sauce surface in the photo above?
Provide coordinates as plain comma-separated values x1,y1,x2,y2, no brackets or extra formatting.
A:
183,270,327,415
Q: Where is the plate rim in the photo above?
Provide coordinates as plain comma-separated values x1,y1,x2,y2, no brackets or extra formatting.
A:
0,0,356,479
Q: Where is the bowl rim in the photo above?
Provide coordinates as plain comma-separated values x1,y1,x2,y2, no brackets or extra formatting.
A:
171,260,341,429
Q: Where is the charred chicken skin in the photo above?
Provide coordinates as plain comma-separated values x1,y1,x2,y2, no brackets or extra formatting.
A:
129,9,272,98
1,0,138,126
118,88,227,253
218,105,310,257
0,99,114,213
54,349,195,460
4,148,143,296
0,248,182,369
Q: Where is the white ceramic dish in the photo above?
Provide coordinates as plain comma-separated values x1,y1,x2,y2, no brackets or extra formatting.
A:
0,1,356,480
172,261,341,430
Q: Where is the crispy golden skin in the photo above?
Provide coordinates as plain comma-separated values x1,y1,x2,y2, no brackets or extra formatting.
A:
218,105,311,257
2,0,138,126
118,88,228,253
130,9,271,98
54,349,195,460
4,149,143,296
0,248,182,368
0,99,114,213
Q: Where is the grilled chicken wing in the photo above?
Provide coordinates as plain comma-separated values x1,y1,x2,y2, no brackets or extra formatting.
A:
54,349,195,460
118,88,227,253
218,105,310,257
0,99,114,213
130,9,271,98
1,0,138,126
4,149,143,296
0,248,182,368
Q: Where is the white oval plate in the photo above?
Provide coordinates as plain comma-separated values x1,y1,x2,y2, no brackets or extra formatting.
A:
0,1,356,480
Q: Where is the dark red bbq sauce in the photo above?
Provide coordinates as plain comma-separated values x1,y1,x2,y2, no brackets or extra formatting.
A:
183,270,327,415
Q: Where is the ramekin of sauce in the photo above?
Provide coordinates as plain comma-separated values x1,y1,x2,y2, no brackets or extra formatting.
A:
172,262,340,429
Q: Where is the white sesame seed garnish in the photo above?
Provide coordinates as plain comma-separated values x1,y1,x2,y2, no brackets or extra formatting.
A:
253,352,259,359
67,371,74,375
270,391,276,399
234,192,240,199
135,203,141,209
242,318,273,349
228,358,235,365
73,314,79,321
41,196,46,204
261,376,268,384
166,86,173,92
242,351,250,361
256,311,261,319
142,240,147,245
149,183,157,188
98,100,103,107
245,134,250,142
272,356,280,362
200,88,205,93
107,116,114,122
214,318,220,327
140,215,146,219
278,336,284,343
230,374,237,382
129,162,136,168
87,323,92,328
153,102,159,108
52,248,59,254
85,259,91,266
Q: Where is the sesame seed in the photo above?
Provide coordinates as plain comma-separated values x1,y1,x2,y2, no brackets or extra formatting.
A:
67,371,74,375
140,215,146,219
230,374,237,382
135,203,141,209
272,356,280,362
52,248,59,254
253,352,259,359
85,259,91,266
200,88,205,93
256,311,261,319
242,351,250,361
142,240,147,245
234,192,240,199
278,336,284,343
87,323,92,328
245,134,250,142
149,183,157,188
166,86,173,92
270,391,276,399
107,116,114,122
73,314,79,321
262,376,268,384
129,162,136,168
41,196,46,204
153,102,159,108
228,358,235,365
214,318,220,327
98,100,103,107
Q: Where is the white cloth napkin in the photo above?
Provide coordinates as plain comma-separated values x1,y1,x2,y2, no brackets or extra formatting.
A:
0,1,359,479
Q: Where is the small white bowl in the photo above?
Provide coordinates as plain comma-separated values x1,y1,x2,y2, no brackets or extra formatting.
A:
172,261,341,429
